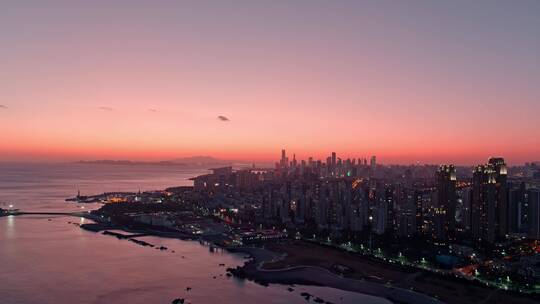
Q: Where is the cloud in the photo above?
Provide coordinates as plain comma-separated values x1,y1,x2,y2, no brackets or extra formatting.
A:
0,104,7,109
148,108,157,112
98,106,115,111
217,115,230,122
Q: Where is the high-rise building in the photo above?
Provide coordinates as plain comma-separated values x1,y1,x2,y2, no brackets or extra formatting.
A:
528,188,540,239
330,152,337,176
489,157,509,237
370,156,377,171
435,164,457,240
509,182,528,233
381,187,394,234
471,158,508,243
414,189,425,235
457,187,472,231
280,149,288,168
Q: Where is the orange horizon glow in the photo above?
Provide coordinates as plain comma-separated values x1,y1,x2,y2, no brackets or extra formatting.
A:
1,143,538,166
1,2,539,165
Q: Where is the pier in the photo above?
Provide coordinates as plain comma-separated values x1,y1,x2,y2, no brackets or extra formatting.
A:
0,211,89,217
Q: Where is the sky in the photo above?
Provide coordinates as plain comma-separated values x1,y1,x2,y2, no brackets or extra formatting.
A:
0,0,539,165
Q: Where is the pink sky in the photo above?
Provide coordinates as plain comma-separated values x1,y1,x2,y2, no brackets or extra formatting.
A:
1,1,539,165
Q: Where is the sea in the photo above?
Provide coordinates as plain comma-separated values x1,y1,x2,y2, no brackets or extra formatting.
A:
0,162,390,304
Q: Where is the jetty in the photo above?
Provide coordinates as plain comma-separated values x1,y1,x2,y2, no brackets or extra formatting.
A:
0,210,90,218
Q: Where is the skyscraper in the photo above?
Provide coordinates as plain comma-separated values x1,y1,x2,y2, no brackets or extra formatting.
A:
436,164,457,240
509,182,528,233
471,158,508,243
529,188,540,239
370,156,377,171
331,152,337,176
489,157,509,238
280,149,288,169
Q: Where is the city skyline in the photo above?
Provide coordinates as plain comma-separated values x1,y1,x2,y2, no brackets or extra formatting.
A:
1,1,540,164
2,148,538,167
2,2,539,304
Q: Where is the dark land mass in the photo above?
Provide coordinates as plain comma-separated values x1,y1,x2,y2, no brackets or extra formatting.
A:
76,156,237,167
228,240,540,304
82,202,540,304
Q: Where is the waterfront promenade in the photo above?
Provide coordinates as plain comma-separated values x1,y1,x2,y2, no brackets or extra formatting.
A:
231,247,442,304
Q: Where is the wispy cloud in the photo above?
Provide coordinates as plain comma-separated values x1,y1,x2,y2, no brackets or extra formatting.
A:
0,104,7,109
217,115,230,122
98,106,115,111
148,108,157,112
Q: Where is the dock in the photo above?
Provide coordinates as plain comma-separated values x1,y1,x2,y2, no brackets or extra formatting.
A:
0,211,90,218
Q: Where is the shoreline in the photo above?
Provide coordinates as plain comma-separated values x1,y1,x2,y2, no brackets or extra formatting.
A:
10,213,537,304
226,246,441,304
78,219,410,303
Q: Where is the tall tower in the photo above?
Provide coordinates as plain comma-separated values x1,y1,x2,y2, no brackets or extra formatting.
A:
488,157,508,238
329,152,336,177
370,156,377,172
280,149,288,168
435,164,457,240
471,157,508,243
529,188,540,239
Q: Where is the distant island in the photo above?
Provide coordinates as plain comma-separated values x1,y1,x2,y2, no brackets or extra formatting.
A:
76,156,239,167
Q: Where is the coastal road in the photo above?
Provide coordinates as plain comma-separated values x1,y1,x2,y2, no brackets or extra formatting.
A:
237,247,443,304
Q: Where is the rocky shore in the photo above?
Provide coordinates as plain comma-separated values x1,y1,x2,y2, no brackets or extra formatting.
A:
226,247,441,304
79,217,538,304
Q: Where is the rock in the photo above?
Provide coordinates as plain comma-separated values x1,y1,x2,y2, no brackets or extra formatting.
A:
300,292,312,301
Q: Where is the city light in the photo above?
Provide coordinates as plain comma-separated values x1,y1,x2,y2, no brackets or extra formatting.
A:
2,3,540,304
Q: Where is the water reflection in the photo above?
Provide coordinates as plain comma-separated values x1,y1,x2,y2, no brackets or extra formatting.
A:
0,216,391,304
5,215,15,239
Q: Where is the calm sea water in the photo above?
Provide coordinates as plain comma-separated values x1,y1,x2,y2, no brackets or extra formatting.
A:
0,163,390,304
0,162,210,212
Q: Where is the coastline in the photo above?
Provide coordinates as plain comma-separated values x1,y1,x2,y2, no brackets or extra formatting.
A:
227,246,441,304
7,208,536,304
228,241,540,304
79,219,409,303
78,216,540,304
